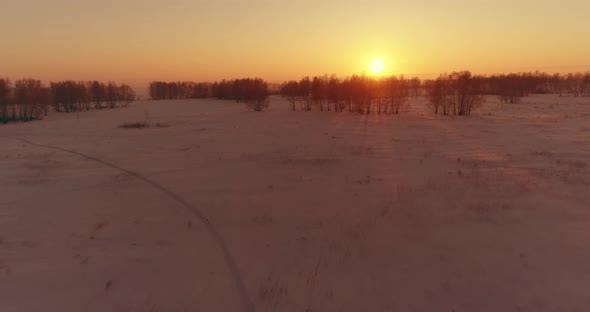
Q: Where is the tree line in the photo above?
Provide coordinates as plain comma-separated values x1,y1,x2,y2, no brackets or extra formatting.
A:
279,72,483,116
280,75,421,114
424,71,484,116
149,81,210,100
0,78,136,123
467,71,590,103
52,81,136,112
280,71,590,116
149,78,270,111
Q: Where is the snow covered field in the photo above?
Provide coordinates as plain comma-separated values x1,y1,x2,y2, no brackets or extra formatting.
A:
1,95,589,312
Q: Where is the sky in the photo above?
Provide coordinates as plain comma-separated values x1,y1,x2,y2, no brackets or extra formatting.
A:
1,0,589,88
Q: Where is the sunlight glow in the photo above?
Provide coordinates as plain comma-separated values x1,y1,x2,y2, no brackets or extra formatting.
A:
370,58,385,74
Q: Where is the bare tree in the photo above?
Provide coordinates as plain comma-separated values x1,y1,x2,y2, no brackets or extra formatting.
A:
385,75,410,114
50,81,85,112
89,81,105,109
118,83,136,107
311,75,329,111
39,87,51,116
409,77,422,97
0,78,11,123
299,77,313,111
280,81,299,111
15,79,45,121
239,78,270,111
450,71,485,116
425,76,447,115
105,82,118,108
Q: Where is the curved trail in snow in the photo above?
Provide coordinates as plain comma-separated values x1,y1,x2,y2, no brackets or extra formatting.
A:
7,136,255,312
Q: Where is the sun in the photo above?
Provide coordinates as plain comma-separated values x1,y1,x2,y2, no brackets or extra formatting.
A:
370,58,385,74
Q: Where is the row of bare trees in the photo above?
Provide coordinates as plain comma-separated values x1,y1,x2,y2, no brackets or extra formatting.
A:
149,78,271,111
279,72,510,116
490,74,529,104
555,72,590,97
437,71,590,105
280,75,419,114
424,71,485,116
279,71,553,116
51,81,136,112
280,71,556,116
0,79,11,122
456,71,590,104
1,78,51,123
149,81,210,100
211,78,269,110
0,78,136,123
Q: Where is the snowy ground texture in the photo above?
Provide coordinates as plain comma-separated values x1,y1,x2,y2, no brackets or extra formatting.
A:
1,95,589,312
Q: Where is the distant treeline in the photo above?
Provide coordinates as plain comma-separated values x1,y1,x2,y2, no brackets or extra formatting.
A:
280,75,420,114
425,71,484,116
427,71,590,114
281,75,421,114
149,81,210,100
475,72,590,102
0,78,137,123
149,78,270,111
280,71,590,116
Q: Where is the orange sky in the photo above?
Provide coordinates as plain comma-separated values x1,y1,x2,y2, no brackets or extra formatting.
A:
2,0,589,88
